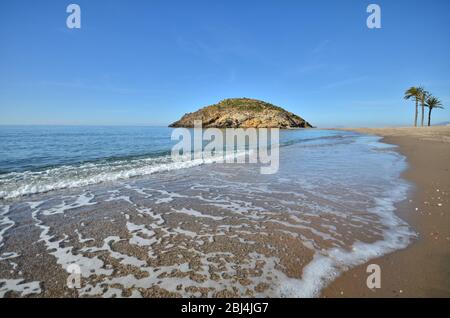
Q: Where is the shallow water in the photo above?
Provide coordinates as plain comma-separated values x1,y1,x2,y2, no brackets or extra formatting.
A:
0,127,416,297
1,126,347,199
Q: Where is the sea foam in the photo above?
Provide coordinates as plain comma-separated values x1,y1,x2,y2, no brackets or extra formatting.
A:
0,151,249,200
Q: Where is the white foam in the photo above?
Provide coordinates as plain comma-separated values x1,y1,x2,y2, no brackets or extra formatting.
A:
0,205,13,249
105,194,134,205
30,202,113,278
75,229,94,244
82,236,148,268
277,154,416,297
0,252,20,261
174,208,224,221
41,193,96,216
0,279,41,297
279,223,413,298
0,151,250,200
126,222,159,249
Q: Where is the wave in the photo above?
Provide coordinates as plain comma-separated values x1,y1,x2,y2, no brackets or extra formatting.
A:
280,179,415,297
0,132,417,298
0,151,255,200
0,132,351,201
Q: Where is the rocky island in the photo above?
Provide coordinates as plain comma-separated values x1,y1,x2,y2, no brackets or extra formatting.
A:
169,98,313,128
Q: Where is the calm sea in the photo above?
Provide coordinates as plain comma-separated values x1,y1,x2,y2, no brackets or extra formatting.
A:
0,126,416,297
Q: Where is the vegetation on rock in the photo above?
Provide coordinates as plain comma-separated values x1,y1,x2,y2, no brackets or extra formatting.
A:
169,98,313,128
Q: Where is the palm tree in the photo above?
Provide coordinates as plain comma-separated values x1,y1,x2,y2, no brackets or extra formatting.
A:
404,87,420,127
425,96,444,127
417,87,429,127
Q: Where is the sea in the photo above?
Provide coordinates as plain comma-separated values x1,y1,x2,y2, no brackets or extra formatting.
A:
0,126,416,297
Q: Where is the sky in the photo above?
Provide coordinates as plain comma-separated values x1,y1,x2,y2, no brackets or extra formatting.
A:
0,0,449,127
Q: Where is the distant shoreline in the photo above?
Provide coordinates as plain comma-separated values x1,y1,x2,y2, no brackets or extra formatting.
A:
323,126,450,297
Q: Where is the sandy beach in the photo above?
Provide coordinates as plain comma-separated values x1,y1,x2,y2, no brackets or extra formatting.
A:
1,129,417,298
1,127,449,298
323,126,450,297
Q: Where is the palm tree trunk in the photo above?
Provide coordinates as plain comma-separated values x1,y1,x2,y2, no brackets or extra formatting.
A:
428,108,432,127
421,101,425,127
414,98,418,127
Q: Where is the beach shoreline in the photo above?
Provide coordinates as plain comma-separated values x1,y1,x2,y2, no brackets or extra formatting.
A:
322,127,450,297
1,128,415,298
1,127,449,298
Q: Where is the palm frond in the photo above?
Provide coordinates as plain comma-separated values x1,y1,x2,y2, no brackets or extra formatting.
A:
404,86,419,100
425,96,444,109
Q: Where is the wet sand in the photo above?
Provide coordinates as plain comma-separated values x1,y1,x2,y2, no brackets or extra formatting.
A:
323,126,450,297
1,130,413,298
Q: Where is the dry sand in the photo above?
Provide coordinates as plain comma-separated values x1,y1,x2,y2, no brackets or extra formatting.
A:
323,126,450,297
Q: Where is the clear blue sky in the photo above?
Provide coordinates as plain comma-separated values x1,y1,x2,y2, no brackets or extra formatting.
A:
1,0,449,127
